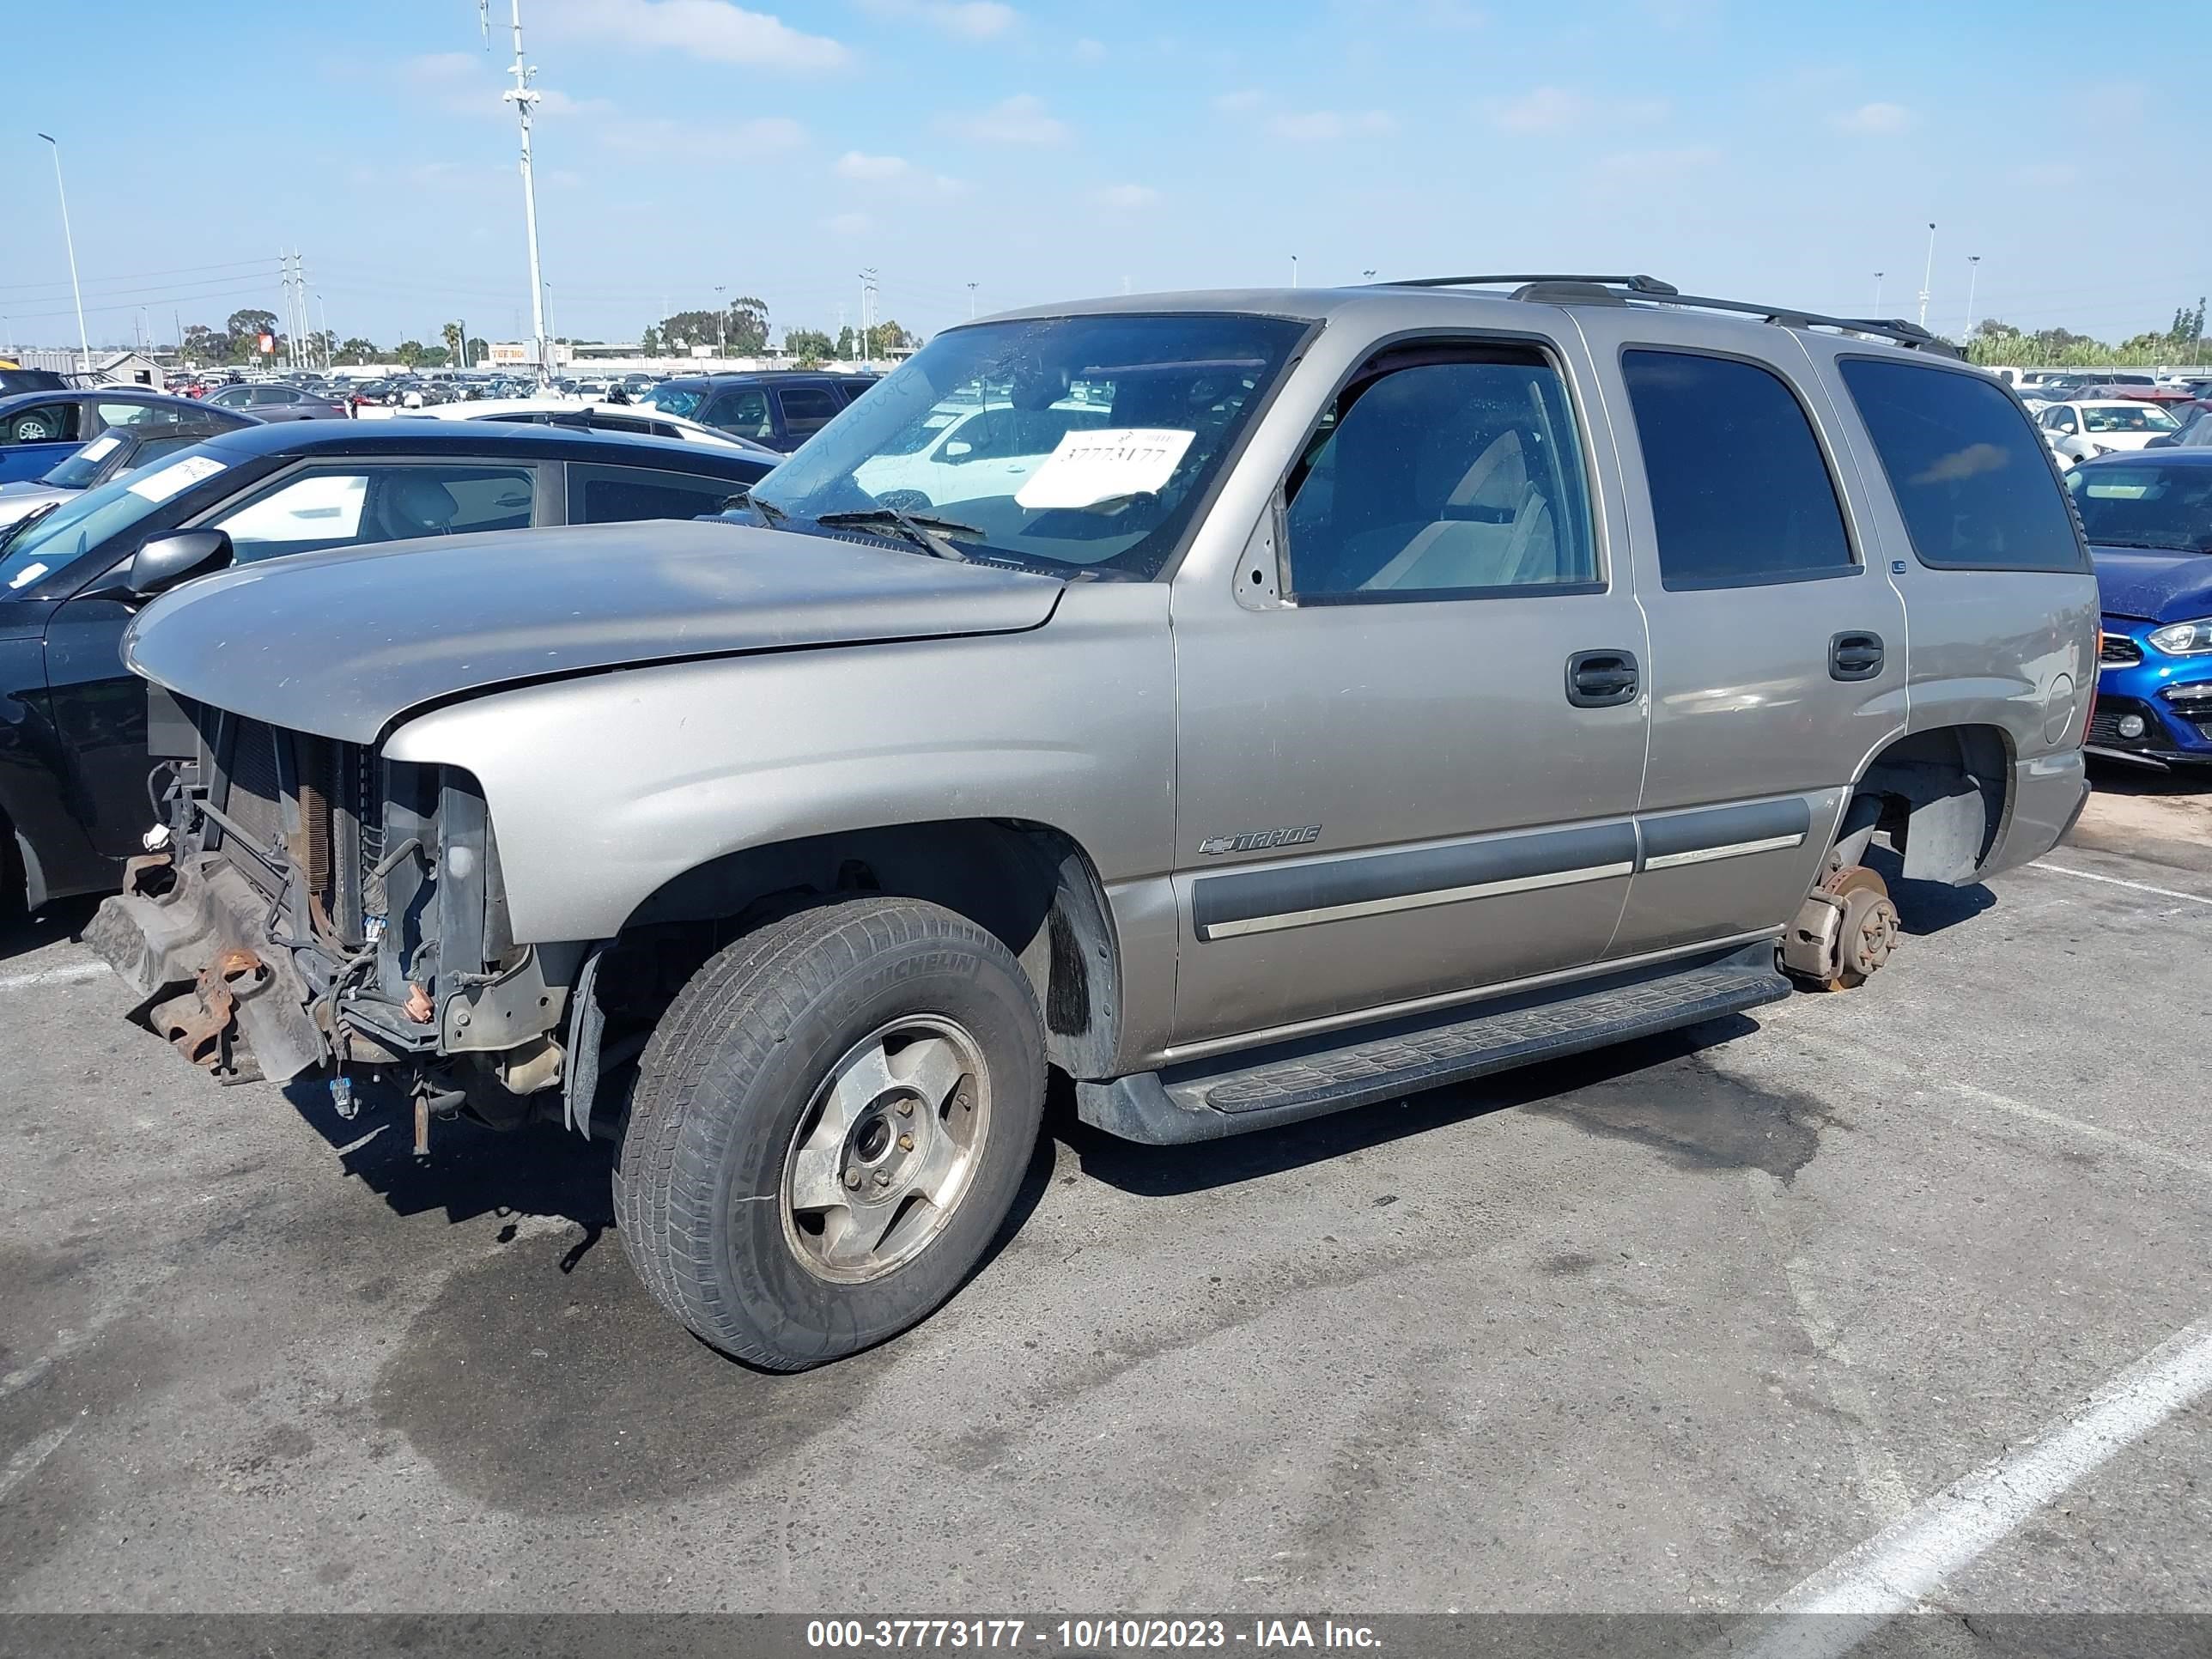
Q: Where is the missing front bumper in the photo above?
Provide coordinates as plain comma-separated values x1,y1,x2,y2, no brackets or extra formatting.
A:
86,858,329,1085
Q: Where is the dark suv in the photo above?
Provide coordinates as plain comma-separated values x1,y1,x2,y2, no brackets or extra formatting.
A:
641,370,878,452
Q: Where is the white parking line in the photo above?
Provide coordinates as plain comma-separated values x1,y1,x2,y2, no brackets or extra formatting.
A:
2033,861,2212,908
0,960,109,995
1738,1312,2212,1657
1784,1027,2212,1184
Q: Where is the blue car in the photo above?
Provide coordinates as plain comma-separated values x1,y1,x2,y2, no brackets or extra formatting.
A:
2075,449,2212,767
0,388,223,486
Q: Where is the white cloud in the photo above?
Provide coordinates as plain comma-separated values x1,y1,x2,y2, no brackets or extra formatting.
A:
406,51,477,82
534,88,617,117
1213,88,1264,112
596,113,808,155
1832,100,1911,134
836,150,912,180
1094,183,1158,210
1594,143,1720,177
861,0,1019,38
822,210,872,236
538,0,848,70
833,151,966,194
939,93,1068,145
1266,109,1396,141
1489,85,1589,131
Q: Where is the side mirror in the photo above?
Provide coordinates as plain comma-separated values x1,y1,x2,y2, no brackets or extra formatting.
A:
942,440,975,461
125,529,234,600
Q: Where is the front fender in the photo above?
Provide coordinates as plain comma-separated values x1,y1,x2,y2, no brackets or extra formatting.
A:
381,581,1177,947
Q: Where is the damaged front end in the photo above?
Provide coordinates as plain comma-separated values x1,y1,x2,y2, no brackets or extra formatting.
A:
87,703,586,1139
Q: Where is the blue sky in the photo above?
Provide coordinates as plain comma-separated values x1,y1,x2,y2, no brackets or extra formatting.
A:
4,0,2206,352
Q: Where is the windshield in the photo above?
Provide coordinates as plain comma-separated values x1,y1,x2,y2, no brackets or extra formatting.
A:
0,448,229,594
43,429,131,490
750,313,1308,580
2069,463,2212,552
2082,404,2179,433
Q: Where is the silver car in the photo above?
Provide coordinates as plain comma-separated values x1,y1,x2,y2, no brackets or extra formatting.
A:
89,276,2095,1369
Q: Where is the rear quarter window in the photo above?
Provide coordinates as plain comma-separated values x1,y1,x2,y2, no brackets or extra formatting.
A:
1837,358,2085,572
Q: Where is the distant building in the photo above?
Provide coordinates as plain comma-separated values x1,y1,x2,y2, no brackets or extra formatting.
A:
4,347,166,387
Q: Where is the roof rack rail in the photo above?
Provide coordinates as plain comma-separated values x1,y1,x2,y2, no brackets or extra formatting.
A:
1377,273,1680,295
1370,273,1960,356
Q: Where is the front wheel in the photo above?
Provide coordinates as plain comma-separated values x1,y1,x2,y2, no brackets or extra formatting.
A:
615,896,1046,1370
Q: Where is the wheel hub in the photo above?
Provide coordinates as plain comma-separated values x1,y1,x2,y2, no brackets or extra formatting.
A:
781,1017,991,1283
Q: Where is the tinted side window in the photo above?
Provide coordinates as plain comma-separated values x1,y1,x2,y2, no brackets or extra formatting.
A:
776,386,843,438
1621,349,1852,588
1838,358,2084,571
1283,350,1598,599
568,463,753,523
213,465,535,560
705,388,773,441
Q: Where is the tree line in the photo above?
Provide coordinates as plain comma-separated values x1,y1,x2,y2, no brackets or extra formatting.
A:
1963,299,2209,368
175,297,921,370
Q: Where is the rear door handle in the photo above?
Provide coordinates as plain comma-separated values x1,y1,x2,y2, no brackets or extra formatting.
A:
1566,648,1640,708
1830,631,1886,682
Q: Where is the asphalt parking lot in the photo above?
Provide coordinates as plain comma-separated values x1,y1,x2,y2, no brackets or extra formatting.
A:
2,777,2208,1616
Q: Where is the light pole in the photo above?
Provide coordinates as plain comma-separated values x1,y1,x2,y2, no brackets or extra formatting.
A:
317,294,331,368
858,267,878,361
35,133,92,376
967,281,977,319
1873,271,1884,313
1290,253,1299,288
498,0,551,387
1963,255,1982,343
1361,268,1376,281
1917,222,1936,331
714,284,726,358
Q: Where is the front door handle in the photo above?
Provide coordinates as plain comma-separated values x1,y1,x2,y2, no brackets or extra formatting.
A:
1830,631,1885,682
1566,648,1640,708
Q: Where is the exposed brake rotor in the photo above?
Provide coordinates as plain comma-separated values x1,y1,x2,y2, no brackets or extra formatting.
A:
1816,865,1899,990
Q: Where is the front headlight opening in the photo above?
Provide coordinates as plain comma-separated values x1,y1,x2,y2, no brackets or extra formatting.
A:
2148,619,2212,656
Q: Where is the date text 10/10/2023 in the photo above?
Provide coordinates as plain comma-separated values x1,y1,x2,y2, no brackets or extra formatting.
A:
805,1620,1383,1651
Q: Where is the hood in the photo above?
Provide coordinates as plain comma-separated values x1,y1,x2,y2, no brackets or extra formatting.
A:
0,483,70,527
125,517,1066,744
2092,547,2212,623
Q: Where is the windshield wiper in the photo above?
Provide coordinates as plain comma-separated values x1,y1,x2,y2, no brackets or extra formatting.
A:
815,507,981,562
2094,538,2203,552
726,489,788,527
0,501,59,557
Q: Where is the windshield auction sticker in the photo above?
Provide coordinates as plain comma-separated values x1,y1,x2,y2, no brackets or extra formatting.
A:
126,454,228,503
1015,427,1195,510
78,434,123,461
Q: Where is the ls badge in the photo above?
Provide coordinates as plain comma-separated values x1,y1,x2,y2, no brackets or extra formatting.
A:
1198,825,1321,856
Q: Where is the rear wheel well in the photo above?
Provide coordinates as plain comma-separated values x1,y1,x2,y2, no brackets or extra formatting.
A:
605,819,1122,1079
1851,724,2014,884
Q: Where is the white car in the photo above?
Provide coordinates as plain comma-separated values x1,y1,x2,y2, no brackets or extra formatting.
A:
363,398,782,459
2036,399,2183,466
852,399,1113,507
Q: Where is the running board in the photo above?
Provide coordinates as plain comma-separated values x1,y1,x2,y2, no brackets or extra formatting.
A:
1077,944,1790,1145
